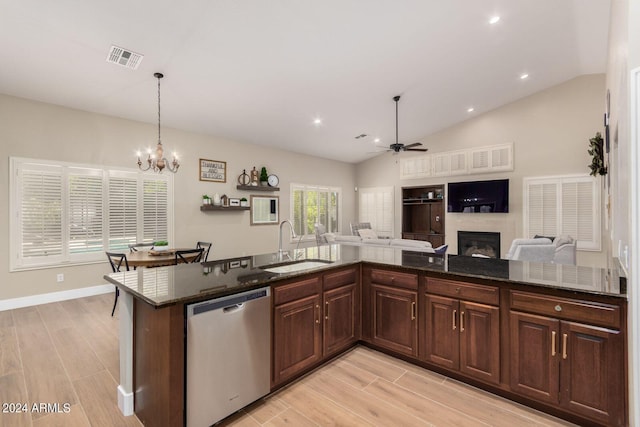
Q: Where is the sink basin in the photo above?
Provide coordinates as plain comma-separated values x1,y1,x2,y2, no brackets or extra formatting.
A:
262,260,333,274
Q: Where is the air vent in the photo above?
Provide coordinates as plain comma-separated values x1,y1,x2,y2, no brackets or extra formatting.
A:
106,45,143,70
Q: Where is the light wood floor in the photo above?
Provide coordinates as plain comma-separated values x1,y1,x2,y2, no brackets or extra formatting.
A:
1,293,575,427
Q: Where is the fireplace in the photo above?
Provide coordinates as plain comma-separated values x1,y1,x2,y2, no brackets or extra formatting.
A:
458,231,501,258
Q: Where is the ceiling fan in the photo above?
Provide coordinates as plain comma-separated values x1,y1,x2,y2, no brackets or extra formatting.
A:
376,95,428,154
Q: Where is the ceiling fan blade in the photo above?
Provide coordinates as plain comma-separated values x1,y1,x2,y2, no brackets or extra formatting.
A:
405,148,429,152
403,142,423,149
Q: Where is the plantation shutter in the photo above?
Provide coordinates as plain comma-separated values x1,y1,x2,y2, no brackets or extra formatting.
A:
359,187,394,237
108,173,138,251
19,165,64,263
68,168,104,255
524,175,600,251
143,178,169,243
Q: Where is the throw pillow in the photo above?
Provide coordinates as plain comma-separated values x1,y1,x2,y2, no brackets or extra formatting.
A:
534,234,556,242
554,235,574,247
358,228,378,239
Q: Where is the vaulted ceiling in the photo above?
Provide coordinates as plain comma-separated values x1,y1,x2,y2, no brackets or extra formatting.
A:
0,0,610,163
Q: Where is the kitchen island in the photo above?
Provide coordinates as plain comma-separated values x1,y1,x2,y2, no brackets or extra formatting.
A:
105,244,627,426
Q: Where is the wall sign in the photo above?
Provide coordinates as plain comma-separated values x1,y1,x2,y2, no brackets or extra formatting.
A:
199,159,226,183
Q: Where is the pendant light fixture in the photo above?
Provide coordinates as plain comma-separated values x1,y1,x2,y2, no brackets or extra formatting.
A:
137,72,180,173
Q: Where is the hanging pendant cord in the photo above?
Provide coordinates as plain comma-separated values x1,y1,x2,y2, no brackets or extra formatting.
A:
157,75,161,145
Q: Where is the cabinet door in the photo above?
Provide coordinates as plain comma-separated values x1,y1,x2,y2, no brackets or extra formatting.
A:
424,294,459,370
323,283,358,356
509,311,560,404
559,321,625,426
371,284,418,357
459,301,500,384
273,294,322,386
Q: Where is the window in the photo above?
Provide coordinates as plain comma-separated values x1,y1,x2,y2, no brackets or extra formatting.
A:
10,157,173,271
523,175,600,251
358,186,394,237
291,184,341,239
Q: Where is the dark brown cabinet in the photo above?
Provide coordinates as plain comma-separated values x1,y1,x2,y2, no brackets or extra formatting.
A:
402,185,445,248
272,276,323,386
364,267,418,357
509,291,625,426
323,268,360,356
423,278,500,384
272,267,359,388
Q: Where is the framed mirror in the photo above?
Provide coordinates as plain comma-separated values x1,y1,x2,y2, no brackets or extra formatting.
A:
250,195,279,225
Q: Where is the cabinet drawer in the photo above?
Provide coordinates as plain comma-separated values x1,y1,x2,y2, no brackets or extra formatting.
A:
510,291,621,329
370,269,418,290
426,278,498,305
273,276,322,306
324,267,357,290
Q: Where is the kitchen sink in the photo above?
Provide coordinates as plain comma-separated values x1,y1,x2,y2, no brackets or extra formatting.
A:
261,260,333,274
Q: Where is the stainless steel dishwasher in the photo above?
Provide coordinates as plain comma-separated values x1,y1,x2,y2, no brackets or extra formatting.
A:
186,287,271,427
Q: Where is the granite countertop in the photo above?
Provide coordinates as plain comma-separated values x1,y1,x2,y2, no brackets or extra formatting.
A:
104,244,626,308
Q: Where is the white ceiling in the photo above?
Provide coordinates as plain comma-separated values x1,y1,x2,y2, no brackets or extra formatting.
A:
0,0,610,164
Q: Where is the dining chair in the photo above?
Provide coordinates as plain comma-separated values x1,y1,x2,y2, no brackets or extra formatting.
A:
128,242,154,252
196,241,212,262
175,248,205,265
106,252,129,317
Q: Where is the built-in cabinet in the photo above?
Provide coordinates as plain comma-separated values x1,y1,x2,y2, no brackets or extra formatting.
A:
422,277,500,384
128,261,626,427
508,290,625,426
402,185,445,248
363,267,418,357
272,266,360,387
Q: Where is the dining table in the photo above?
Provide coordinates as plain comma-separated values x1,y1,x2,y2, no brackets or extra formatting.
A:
126,248,200,268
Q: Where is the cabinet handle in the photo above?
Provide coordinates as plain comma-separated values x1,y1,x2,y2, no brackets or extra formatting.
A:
452,310,457,330
460,311,465,332
315,304,320,324
562,333,568,359
551,331,556,356
325,301,329,320
411,302,416,320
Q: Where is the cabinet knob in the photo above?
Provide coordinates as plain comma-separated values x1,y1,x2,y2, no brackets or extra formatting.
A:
435,215,440,222
455,287,460,293
554,304,562,312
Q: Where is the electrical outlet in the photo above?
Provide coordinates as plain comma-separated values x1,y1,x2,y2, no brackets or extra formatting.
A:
56,273,64,282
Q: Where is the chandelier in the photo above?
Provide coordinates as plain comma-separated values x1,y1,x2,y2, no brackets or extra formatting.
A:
137,72,180,173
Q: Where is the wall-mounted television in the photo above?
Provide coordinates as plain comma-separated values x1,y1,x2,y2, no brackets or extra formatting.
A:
447,179,509,213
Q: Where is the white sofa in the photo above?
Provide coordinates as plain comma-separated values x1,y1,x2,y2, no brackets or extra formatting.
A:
505,235,577,265
315,225,447,253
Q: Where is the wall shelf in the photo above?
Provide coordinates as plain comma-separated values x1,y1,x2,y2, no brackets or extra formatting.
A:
200,205,249,211
236,185,279,191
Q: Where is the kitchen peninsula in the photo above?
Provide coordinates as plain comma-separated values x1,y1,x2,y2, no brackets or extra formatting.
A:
105,244,628,427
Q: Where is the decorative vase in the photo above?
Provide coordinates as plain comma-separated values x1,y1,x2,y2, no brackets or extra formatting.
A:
213,193,221,206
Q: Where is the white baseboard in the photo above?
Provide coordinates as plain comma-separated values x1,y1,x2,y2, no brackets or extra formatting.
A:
0,284,114,311
117,385,134,416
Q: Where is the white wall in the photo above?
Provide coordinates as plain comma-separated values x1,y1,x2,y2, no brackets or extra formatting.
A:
356,74,606,266
0,94,356,300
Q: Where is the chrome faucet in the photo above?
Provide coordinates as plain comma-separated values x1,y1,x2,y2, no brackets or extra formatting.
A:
278,220,297,261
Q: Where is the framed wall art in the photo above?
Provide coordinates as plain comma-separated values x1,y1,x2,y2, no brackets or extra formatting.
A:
199,159,226,183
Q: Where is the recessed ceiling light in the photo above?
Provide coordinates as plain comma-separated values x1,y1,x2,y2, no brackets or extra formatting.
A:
313,118,322,125
520,73,529,80
467,107,475,113
489,16,500,25
374,138,380,143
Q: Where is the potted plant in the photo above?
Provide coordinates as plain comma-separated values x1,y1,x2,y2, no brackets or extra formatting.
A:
240,197,248,207
260,167,268,186
202,195,211,205
153,240,169,251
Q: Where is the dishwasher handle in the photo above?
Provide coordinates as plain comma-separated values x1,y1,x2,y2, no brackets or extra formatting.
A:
223,303,245,314
189,287,270,317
